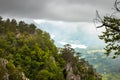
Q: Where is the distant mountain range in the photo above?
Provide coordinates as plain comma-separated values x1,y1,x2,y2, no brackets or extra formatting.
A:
33,20,120,80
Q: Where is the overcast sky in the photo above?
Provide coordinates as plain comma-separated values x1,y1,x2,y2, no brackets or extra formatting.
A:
0,0,115,22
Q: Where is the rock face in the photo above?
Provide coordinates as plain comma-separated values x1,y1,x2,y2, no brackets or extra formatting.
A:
0,58,9,80
66,62,80,80
62,44,102,80
0,58,29,80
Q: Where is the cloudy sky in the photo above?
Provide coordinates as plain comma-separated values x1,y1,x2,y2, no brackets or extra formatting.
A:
0,0,115,22
0,0,115,49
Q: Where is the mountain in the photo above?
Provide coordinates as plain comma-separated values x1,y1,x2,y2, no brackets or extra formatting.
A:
34,20,120,80
0,16,101,80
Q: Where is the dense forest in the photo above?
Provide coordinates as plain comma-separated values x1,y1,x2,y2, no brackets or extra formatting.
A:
0,16,101,80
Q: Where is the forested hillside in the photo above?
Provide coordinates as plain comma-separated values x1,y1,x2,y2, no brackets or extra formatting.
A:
0,16,101,80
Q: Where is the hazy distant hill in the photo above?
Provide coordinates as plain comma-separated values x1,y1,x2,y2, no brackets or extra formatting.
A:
75,48,120,80
34,21,120,80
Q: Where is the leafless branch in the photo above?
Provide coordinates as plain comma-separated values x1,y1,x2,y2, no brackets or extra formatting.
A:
114,0,120,12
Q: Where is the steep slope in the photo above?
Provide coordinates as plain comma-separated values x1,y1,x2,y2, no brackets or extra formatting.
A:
34,20,120,80
0,16,101,80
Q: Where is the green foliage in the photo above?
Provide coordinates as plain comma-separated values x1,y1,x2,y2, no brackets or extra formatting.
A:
0,16,64,80
7,62,23,80
0,16,101,80
36,69,54,80
98,16,120,58
61,44,102,80
0,58,26,80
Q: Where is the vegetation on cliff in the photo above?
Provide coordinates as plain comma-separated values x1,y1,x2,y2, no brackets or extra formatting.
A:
0,16,101,80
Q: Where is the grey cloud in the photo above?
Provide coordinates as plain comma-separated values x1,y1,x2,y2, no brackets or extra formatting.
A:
0,0,115,22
